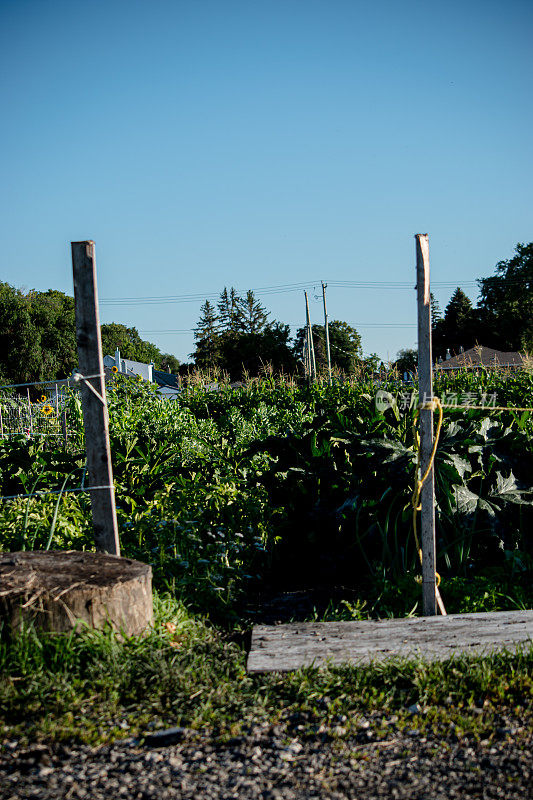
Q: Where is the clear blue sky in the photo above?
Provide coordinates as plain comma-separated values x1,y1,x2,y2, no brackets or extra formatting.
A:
1,0,532,362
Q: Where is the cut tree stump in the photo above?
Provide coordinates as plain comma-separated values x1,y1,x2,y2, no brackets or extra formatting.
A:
0,551,153,636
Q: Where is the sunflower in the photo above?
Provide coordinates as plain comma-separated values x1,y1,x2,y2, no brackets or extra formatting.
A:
42,404,54,416
41,394,47,402
112,366,118,374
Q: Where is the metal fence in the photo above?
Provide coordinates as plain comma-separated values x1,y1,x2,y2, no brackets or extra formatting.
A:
0,393,73,447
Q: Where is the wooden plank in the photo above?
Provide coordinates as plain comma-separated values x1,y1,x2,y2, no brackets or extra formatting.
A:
247,610,533,672
71,241,120,556
415,233,437,615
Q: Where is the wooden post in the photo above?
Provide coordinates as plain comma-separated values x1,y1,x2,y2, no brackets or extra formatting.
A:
304,291,317,381
322,282,332,386
415,234,436,616
71,241,120,556
61,409,68,447
27,389,33,436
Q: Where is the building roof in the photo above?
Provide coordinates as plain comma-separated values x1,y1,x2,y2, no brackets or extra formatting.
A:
436,346,525,370
152,369,181,389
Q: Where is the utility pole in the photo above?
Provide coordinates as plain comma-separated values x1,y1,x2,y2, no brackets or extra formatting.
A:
322,282,332,386
304,291,316,381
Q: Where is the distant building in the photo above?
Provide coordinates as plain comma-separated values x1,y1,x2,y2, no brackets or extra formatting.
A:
436,346,525,372
103,348,154,382
101,350,183,397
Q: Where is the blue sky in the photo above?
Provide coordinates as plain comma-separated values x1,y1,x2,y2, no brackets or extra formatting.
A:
1,0,532,363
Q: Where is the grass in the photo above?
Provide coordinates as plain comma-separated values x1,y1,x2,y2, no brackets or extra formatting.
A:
1,592,531,748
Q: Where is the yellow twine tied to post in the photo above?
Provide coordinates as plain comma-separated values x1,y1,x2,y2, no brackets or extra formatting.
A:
412,396,446,615
411,395,533,616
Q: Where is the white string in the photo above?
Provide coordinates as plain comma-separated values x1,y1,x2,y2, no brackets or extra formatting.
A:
0,372,104,391
0,485,114,502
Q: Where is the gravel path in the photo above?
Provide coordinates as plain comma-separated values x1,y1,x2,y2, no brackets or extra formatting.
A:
1,721,531,800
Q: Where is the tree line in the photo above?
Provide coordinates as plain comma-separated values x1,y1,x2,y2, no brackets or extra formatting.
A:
191,288,366,379
0,283,179,386
395,242,533,374
1,241,531,386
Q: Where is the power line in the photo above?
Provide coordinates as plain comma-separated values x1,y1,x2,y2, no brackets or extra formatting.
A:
139,322,417,334
2,276,530,307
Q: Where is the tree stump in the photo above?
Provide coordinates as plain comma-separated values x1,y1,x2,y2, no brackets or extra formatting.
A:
0,551,153,636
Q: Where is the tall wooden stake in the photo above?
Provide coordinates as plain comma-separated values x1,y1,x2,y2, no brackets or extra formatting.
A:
72,241,120,556
321,282,332,386
304,291,317,381
415,234,436,615
27,389,33,436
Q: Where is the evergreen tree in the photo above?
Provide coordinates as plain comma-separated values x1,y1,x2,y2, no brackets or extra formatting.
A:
430,293,441,331
238,290,269,333
217,287,241,333
432,287,476,360
192,300,220,369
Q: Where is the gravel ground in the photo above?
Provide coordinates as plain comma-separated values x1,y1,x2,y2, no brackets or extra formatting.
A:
1,721,531,800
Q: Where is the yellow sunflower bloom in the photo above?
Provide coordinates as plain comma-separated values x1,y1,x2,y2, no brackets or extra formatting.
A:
42,404,54,416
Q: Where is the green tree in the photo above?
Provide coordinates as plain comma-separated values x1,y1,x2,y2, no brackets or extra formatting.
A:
432,287,477,360
394,348,417,376
217,287,242,334
294,320,362,375
159,353,181,374
238,290,269,334
430,292,441,331
477,242,533,351
0,284,77,385
218,322,296,380
99,323,169,367
191,300,220,370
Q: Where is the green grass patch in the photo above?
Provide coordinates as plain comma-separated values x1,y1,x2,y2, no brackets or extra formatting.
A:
1,592,531,747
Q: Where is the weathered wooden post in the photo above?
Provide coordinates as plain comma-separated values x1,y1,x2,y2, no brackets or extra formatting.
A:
61,408,68,447
27,389,33,436
415,234,437,616
71,241,120,556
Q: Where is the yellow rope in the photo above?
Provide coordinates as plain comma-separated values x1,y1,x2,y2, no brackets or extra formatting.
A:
411,397,446,614
410,397,532,615
441,404,533,412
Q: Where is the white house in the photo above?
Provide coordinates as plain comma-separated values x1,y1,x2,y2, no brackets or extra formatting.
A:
103,349,154,382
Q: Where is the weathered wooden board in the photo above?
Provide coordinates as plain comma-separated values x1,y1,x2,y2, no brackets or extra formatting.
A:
247,610,533,672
